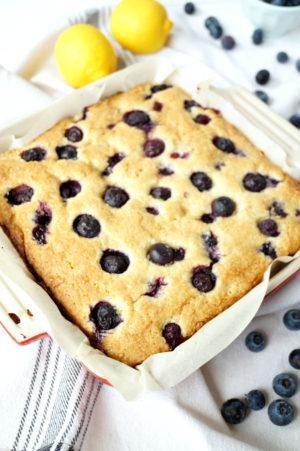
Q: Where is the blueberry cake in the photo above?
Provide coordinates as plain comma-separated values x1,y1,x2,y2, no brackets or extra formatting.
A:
1,83,300,367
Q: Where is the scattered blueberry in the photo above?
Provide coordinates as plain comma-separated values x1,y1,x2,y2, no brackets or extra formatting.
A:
146,207,159,215
205,17,219,29
246,390,265,410
296,59,300,72
213,137,235,153
192,268,216,292
150,187,171,200
273,373,297,398
268,400,294,426
56,145,77,160
153,101,163,112
144,277,167,297
163,323,183,350
5,185,34,206
184,2,195,14
103,186,129,208
34,202,52,228
254,90,269,104
190,172,212,192
194,114,211,125
21,147,46,162
60,180,81,200
221,399,246,424
147,243,173,266
243,173,267,192
73,214,100,238
256,70,270,85
210,24,223,39
32,226,47,245
173,248,185,261
252,29,263,45
184,100,201,111
277,51,288,63
289,114,300,128
245,331,266,352
158,166,174,176
123,110,151,128
289,349,300,369
90,301,121,331
269,201,287,218
258,219,279,237
284,309,300,331
100,250,129,274
212,197,236,217
143,139,165,158
65,126,83,142
222,36,235,50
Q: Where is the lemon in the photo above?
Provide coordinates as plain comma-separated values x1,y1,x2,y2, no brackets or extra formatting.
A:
55,24,117,88
110,0,172,54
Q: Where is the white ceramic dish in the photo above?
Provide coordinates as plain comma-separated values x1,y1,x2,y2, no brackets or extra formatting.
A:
242,0,300,37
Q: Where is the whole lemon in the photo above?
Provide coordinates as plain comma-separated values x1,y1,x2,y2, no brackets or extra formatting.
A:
55,24,117,88
110,0,172,54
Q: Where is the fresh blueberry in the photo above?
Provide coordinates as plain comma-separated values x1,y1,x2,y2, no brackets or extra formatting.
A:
150,187,171,200
147,243,174,266
254,90,269,104
289,349,300,369
5,185,34,206
123,110,151,128
150,84,171,94
212,197,235,217
260,242,277,259
256,70,270,85
100,250,129,274
273,373,297,398
143,139,165,158
290,114,300,128
252,29,263,45
103,186,129,208
56,145,77,160
268,400,294,426
190,172,212,192
65,126,83,142
222,36,235,50
60,180,81,200
194,114,211,125
163,323,183,350
102,153,125,176
221,399,246,424
205,17,219,29
184,100,201,111
246,390,265,410
184,2,195,14
258,219,279,237
73,214,100,238
296,59,300,72
213,137,235,153
210,24,223,39
284,309,300,331
90,301,121,331
21,147,46,162
245,331,266,352
192,269,216,292
277,51,288,63
243,173,267,192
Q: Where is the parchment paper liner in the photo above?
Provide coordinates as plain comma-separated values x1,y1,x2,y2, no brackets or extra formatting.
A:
1,59,300,401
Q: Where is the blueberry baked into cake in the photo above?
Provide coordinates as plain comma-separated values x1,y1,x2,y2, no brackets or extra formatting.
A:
1,83,300,367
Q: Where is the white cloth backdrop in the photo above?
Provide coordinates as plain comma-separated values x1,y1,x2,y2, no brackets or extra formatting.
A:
0,1,300,450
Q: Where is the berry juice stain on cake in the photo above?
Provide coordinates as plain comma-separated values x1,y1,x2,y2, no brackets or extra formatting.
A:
144,277,167,297
32,202,53,245
268,201,287,218
102,153,125,177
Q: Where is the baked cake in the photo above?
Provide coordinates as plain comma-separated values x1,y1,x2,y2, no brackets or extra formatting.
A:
1,83,300,367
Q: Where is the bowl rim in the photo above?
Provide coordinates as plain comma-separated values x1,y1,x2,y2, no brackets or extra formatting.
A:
245,0,300,12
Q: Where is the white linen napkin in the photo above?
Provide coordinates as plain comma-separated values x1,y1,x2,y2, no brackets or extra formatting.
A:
1,2,300,451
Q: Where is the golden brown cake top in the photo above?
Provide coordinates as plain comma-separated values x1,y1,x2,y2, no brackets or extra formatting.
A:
1,83,300,367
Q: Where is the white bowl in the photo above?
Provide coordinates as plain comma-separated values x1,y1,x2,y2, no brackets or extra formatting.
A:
241,0,300,37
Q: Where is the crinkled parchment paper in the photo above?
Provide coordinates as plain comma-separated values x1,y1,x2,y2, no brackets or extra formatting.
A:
1,59,300,401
